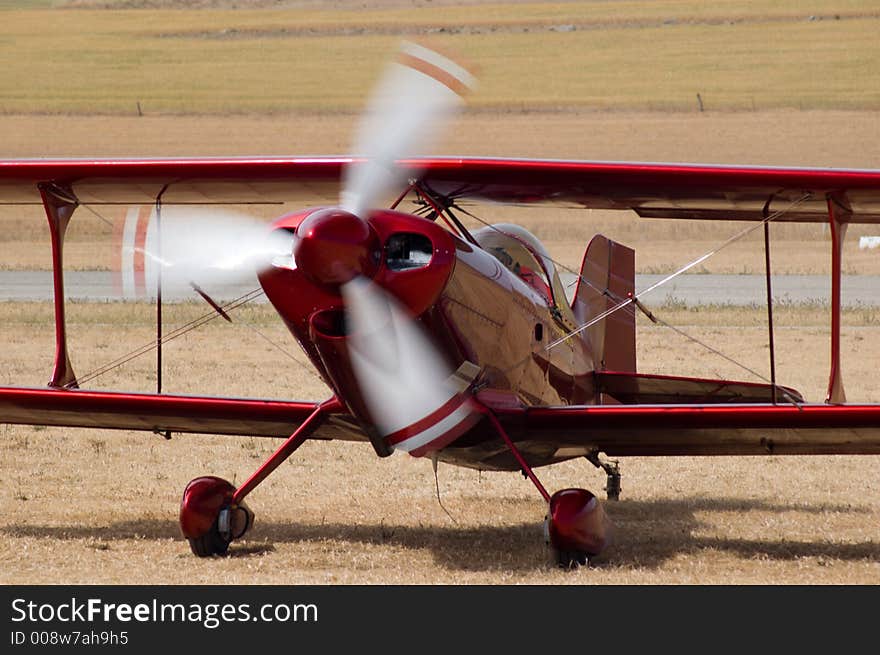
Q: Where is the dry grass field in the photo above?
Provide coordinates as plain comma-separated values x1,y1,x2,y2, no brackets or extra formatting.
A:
1,1,879,584
1,300,879,584
1,1,879,113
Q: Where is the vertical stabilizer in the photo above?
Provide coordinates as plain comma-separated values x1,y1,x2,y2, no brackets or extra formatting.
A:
571,235,636,375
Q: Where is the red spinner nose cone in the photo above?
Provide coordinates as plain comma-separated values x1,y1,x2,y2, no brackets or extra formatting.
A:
293,208,381,287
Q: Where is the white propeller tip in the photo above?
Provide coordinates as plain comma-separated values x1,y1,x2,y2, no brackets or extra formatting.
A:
341,41,478,218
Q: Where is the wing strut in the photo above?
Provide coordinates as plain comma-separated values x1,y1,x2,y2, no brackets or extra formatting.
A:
154,187,168,397
826,194,850,404
482,407,550,502
762,200,777,404
39,183,79,389
230,396,344,504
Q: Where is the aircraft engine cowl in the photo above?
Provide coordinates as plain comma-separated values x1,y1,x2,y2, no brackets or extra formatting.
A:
293,208,381,287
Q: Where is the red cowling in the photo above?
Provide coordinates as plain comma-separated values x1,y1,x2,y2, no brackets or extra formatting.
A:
179,476,236,539
547,488,610,556
293,208,381,287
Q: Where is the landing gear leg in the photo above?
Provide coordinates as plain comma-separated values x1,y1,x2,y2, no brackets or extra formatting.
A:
586,451,621,501
179,397,342,556
481,410,610,568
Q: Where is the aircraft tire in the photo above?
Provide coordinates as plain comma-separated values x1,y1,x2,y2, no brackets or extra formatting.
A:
552,548,589,569
187,518,231,557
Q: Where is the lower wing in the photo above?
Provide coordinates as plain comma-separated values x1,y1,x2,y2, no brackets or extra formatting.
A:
0,386,364,442
445,403,880,472
440,375,880,470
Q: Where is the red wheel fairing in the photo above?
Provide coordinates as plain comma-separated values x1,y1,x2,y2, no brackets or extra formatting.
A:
547,488,610,557
179,476,236,539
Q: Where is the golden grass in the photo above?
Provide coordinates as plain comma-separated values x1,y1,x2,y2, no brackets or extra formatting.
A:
1,301,878,583
61,0,880,26
0,3,879,113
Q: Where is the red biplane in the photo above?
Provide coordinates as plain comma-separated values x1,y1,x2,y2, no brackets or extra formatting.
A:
2,43,880,566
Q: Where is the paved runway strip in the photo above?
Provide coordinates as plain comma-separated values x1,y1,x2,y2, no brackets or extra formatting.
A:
2,271,878,307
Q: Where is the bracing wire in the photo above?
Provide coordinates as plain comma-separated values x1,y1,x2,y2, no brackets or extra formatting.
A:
444,192,813,392
74,286,323,387
73,289,265,386
65,199,319,388
544,192,813,350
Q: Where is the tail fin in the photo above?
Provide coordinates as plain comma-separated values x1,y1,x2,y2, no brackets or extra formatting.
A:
571,234,636,374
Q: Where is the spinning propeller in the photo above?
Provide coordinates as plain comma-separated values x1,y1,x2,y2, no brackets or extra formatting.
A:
121,206,295,293
341,40,477,218
128,41,480,453
341,276,480,456
299,40,480,453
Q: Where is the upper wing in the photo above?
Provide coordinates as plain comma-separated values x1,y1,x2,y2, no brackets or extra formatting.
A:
418,158,880,222
0,157,346,204
2,157,879,221
0,386,366,442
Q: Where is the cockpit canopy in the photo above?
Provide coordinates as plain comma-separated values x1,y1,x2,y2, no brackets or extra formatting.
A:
472,223,576,326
